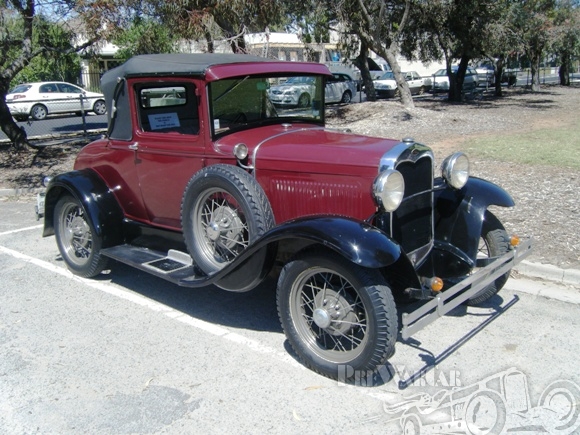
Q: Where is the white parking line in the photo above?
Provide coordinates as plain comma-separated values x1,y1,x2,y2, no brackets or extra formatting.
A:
0,244,304,370
0,224,43,237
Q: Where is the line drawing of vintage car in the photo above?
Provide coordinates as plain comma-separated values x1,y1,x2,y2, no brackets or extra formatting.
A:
383,368,580,434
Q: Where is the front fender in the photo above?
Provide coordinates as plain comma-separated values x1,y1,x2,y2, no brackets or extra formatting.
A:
202,215,403,292
268,215,403,268
43,169,124,248
434,176,514,261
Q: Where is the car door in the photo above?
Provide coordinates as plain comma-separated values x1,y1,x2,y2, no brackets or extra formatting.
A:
130,79,206,228
325,75,341,103
37,83,64,114
54,82,84,113
406,72,422,94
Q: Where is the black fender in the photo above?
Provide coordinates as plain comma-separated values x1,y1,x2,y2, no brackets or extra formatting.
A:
434,176,514,262
204,215,404,291
43,169,124,248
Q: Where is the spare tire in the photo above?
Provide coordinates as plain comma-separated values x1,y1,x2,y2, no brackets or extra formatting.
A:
181,164,275,276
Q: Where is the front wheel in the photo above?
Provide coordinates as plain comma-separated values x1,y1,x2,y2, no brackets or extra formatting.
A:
297,93,310,108
54,195,107,277
277,249,398,381
465,211,511,306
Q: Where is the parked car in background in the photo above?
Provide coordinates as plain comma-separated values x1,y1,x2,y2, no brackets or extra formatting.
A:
327,72,357,103
431,66,479,92
41,53,531,381
373,71,430,98
475,64,495,86
269,73,354,107
6,81,107,121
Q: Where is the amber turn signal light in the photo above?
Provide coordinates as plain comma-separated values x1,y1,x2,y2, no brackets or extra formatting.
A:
430,277,444,292
510,235,520,247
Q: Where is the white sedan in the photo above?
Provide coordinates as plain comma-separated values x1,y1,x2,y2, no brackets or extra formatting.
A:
6,81,107,121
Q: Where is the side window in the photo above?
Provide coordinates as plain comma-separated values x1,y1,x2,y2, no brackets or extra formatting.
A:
137,84,199,135
39,84,56,93
58,83,82,93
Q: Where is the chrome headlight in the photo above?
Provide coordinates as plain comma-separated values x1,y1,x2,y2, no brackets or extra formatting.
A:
442,152,469,189
373,170,405,212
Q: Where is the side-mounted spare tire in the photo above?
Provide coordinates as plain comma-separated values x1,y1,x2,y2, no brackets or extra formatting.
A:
181,164,275,281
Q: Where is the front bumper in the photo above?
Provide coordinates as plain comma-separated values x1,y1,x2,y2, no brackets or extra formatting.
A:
401,237,533,340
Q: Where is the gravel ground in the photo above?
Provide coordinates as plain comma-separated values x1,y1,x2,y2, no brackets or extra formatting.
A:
1,85,579,269
327,86,580,270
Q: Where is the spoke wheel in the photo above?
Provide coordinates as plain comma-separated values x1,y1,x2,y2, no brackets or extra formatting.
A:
466,211,511,305
182,165,274,275
277,249,397,380
194,188,249,266
54,195,107,277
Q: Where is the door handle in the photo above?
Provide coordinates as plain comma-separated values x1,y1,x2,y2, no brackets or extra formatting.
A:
128,142,139,151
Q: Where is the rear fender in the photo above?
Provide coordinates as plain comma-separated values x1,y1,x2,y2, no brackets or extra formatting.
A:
43,169,124,248
434,176,514,260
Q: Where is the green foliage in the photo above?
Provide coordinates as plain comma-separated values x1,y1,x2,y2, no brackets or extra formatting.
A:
3,13,82,87
113,19,178,59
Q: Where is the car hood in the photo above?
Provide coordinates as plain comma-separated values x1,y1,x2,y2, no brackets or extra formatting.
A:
215,123,402,175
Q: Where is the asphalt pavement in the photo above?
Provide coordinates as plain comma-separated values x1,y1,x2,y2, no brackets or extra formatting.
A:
1,198,579,434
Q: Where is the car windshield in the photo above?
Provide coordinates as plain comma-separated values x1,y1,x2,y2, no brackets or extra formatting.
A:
378,72,395,80
209,74,324,137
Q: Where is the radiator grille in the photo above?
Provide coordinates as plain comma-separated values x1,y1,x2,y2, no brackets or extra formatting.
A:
391,155,434,260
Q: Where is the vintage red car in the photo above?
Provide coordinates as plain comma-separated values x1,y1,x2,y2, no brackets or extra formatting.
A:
42,54,531,380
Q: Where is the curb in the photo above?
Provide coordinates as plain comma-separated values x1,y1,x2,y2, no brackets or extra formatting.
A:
514,261,580,287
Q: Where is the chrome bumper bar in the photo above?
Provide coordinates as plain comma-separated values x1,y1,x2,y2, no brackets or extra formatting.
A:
401,238,533,340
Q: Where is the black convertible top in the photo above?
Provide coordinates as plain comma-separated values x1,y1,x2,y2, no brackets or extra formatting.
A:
101,53,330,141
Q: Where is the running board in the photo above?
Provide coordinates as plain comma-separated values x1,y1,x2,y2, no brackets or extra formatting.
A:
101,244,210,287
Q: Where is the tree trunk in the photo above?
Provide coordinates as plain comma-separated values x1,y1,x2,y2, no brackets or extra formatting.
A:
377,44,414,109
355,49,376,102
0,92,31,150
494,56,504,97
559,53,570,86
529,55,542,91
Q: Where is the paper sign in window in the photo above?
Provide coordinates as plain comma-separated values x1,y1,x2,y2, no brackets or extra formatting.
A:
148,113,180,130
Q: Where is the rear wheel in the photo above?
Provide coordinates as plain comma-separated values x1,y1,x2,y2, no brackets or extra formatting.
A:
93,99,107,115
31,104,48,120
54,195,107,277
465,211,511,305
277,249,398,381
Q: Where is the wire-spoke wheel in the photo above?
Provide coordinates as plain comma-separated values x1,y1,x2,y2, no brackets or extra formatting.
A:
54,195,107,277
182,165,274,275
277,249,397,380
465,211,511,305
195,188,249,264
